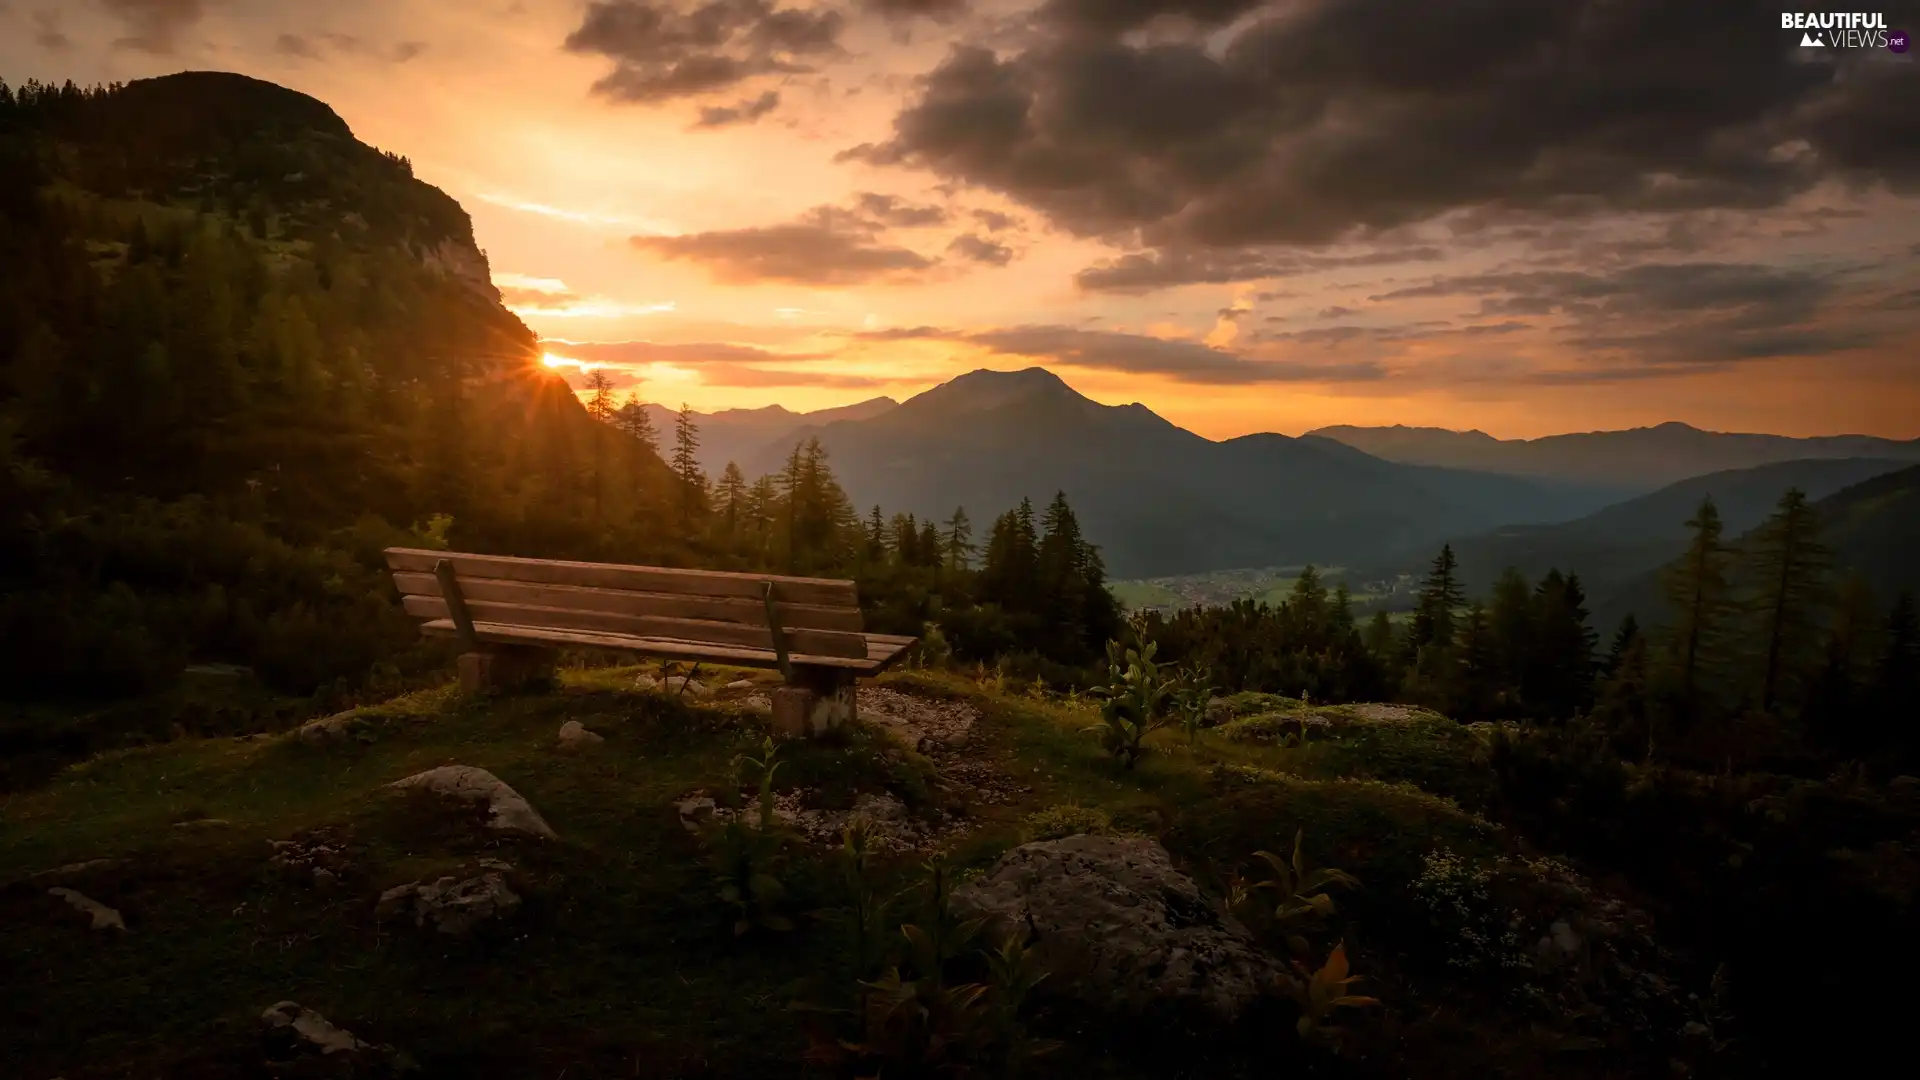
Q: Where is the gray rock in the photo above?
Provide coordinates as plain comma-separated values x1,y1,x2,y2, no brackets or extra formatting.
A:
386,765,556,839
297,710,373,746
260,1001,372,1056
557,720,605,753
375,869,521,935
676,796,717,833
663,676,712,699
1205,697,1234,727
727,679,755,690
633,673,659,690
48,887,126,932
952,835,1284,1026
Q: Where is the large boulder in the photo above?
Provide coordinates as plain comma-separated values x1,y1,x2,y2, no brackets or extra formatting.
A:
385,765,556,838
953,835,1284,1029
556,720,604,753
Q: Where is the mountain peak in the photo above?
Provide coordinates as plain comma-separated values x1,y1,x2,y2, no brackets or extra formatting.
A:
902,367,1086,414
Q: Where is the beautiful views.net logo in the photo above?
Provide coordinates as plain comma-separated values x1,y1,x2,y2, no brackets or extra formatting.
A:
1781,12,1909,51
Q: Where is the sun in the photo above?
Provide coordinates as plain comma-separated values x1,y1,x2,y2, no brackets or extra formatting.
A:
540,351,586,369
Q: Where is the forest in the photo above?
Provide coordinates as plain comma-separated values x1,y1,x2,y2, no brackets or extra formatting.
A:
3,73,1917,1077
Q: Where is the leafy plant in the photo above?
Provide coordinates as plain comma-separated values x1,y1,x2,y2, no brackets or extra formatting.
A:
1250,829,1360,953
1170,664,1215,745
1288,940,1380,1041
705,736,792,936
1089,638,1175,768
982,927,1061,1075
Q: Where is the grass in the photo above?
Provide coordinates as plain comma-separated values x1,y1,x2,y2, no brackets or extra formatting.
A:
3,663,1594,1079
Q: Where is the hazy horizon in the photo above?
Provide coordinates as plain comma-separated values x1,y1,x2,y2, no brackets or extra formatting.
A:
5,0,1917,440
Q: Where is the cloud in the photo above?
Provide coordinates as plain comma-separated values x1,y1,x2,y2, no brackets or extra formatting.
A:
32,10,73,50
273,30,430,64
630,203,939,285
947,233,1013,265
861,0,969,21
854,191,949,227
103,0,203,54
1318,306,1354,320
274,33,322,60
849,0,1919,293
539,338,829,366
564,0,846,104
496,273,677,318
693,89,781,128
1074,245,1446,292
860,324,1386,384
546,339,892,391
971,208,1017,232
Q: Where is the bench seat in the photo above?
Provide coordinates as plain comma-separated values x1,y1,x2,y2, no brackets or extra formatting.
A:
383,546,917,736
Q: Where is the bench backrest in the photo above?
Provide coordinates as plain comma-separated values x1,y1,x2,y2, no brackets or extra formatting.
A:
383,547,869,660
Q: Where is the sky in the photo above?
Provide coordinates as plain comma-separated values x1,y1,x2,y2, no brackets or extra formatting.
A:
4,0,1919,439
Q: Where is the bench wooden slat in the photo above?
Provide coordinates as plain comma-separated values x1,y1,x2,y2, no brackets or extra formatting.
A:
386,548,857,607
420,619,909,673
402,595,869,660
390,572,864,634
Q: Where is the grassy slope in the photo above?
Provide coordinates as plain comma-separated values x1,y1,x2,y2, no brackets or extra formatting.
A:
3,666,1601,1080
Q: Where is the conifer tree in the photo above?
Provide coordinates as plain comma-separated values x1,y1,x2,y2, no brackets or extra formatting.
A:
1873,592,1918,764
1454,602,1498,717
866,505,888,564
1662,497,1734,705
715,462,748,546
1746,487,1830,714
1805,575,1881,752
584,369,617,422
944,506,974,572
1488,566,1534,693
614,393,658,452
1605,614,1641,678
1408,543,1464,660
671,404,707,534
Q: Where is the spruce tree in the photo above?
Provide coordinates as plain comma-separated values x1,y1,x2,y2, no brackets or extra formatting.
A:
584,369,617,421
671,404,707,534
1488,567,1533,693
1746,487,1830,714
1805,575,1881,753
944,507,974,572
866,505,888,564
1873,593,1918,764
715,462,748,546
615,394,658,452
1662,497,1733,705
1408,543,1464,660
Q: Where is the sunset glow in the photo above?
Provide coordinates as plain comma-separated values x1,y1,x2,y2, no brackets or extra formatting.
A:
6,1,1914,438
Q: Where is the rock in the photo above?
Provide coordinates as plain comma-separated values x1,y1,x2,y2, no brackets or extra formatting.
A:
557,720,604,753
376,868,521,935
677,795,717,833
311,868,339,890
634,673,659,690
386,765,556,839
1551,919,1584,957
261,1001,373,1056
31,858,119,881
268,827,359,886
953,835,1283,1027
1205,697,1233,727
663,675,712,699
1890,775,1919,790
297,710,373,746
726,678,755,690
48,887,127,932
172,817,230,829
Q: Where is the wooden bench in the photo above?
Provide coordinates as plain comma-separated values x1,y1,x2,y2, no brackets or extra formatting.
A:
383,547,917,737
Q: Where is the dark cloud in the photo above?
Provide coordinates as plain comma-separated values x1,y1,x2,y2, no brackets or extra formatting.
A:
564,0,845,104
1074,245,1446,292
1371,260,1880,365
393,41,428,62
858,324,1385,384
274,33,322,60
694,89,782,128
971,208,1017,232
947,233,1014,265
32,10,72,50
274,30,428,64
854,191,949,227
862,0,969,21
691,363,896,389
1318,305,1354,319
631,205,936,284
103,0,203,54
850,0,1919,292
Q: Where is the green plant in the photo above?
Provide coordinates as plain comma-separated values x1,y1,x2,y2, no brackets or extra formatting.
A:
1408,847,1530,974
1288,940,1380,1041
983,927,1062,1074
706,736,793,936
1170,664,1215,745
733,735,783,830
1250,829,1360,953
1089,638,1175,768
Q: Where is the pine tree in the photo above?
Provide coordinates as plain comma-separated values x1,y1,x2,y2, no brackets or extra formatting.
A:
1746,487,1830,714
1408,544,1464,660
1454,602,1498,718
584,369,616,422
1662,497,1734,705
715,462,748,546
1873,593,1919,765
1488,566,1533,693
1525,570,1598,720
917,519,942,570
1288,565,1329,642
1037,492,1088,643
866,504,888,564
1805,575,1881,753
614,394,658,452
671,404,707,534
1604,614,1641,678
944,507,974,572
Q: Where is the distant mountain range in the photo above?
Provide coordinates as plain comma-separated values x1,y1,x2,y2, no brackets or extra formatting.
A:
1593,463,1920,632
1308,422,1920,491
727,368,1612,577
640,396,898,477
1408,457,1917,604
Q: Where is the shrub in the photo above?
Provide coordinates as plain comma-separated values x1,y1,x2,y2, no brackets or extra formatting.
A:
1408,848,1530,976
